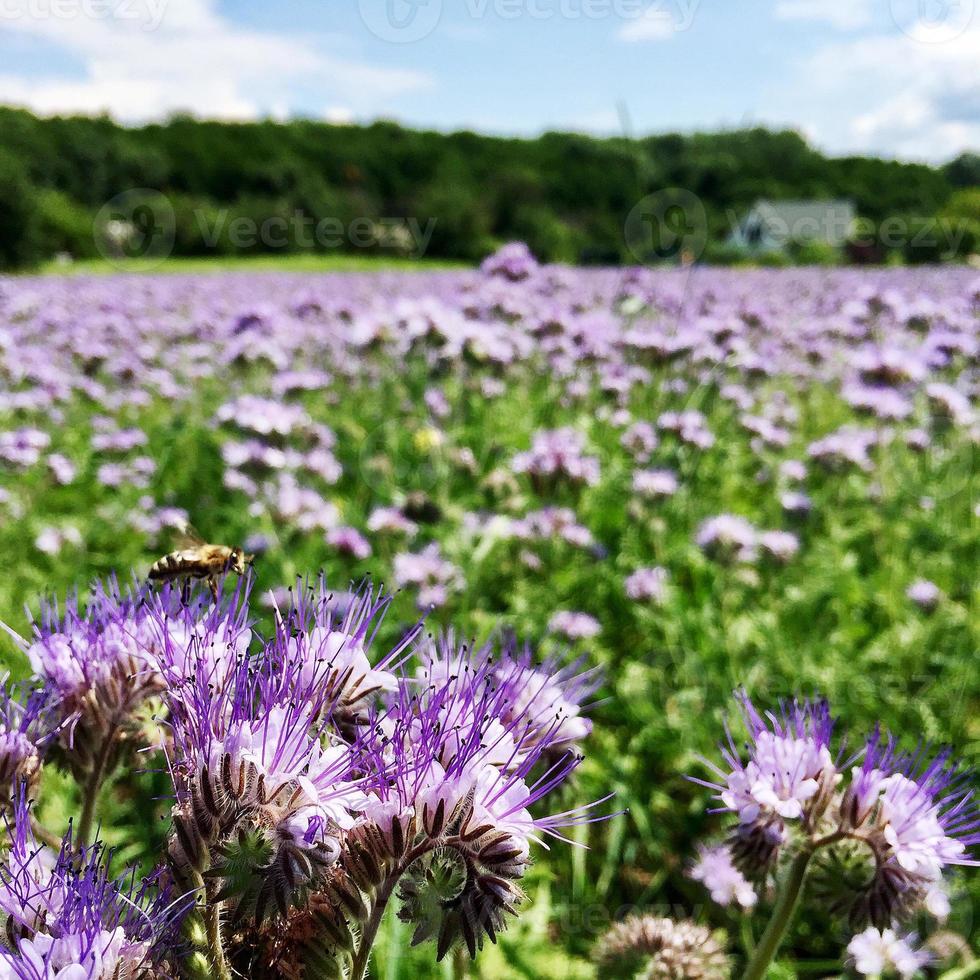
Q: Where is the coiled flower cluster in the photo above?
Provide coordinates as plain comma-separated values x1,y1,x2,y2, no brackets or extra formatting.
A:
0,794,184,980
0,575,605,979
687,691,980,978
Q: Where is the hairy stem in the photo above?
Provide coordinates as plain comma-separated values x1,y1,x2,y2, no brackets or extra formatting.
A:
196,873,232,980
351,840,434,980
743,849,813,980
452,946,470,980
351,877,398,980
76,728,118,850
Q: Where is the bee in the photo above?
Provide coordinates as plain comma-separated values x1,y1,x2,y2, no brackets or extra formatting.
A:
148,526,254,600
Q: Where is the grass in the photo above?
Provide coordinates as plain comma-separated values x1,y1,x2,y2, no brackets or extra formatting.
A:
33,253,469,276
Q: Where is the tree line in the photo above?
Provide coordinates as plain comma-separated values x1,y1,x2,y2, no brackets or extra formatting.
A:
0,105,977,269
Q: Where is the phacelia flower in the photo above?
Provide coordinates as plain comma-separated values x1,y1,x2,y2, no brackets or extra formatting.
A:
0,796,184,979
847,927,929,978
690,844,757,909
704,693,836,840
512,428,600,488
547,611,601,641
695,515,758,563
625,566,669,603
840,731,980,926
393,543,464,609
906,579,942,611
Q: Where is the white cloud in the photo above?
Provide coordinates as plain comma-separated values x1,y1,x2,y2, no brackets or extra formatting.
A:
324,105,355,125
617,6,676,41
773,0,873,31
0,0,433,121
780,27,980,160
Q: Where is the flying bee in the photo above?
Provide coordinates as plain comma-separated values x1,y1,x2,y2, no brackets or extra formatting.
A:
148,526,254,601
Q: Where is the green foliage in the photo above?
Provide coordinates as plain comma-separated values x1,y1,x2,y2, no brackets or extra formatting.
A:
0,107,971,269
0,148,41,270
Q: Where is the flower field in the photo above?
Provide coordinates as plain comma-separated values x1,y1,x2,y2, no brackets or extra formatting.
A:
0,251,977,978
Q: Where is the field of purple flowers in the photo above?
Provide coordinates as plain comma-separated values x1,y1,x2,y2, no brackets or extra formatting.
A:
0,248,977,977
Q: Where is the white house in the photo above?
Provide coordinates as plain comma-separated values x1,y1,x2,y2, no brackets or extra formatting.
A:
729,200,856,254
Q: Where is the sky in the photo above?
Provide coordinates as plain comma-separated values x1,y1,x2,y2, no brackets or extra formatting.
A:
0,0,977,162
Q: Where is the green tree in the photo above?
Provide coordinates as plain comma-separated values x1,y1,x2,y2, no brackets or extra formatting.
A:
0,148,41,269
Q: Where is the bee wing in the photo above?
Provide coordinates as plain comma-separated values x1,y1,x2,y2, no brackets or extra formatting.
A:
173,522,206,549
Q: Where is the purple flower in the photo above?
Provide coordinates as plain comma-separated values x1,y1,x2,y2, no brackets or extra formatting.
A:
34,526,81,556
847,928,930,978
0,796,184,978
512,507,594,548
780,490,812,515
512,428,600,488
326,526,372,560
46,453,76,485
778,459,807,482
481,242,539,281
620,421,659,461
689,844,757,909
215,395,312,437
393,543,464,609
632,468,679,499
547,611,600,640
424,388,451,419
367,506,419,536
808,426,878,471
0,680,54,803
906,579,942,611
658,410,714,449
625,567,669,603
21,585,163,730
843,732,980,894
698,692,836,830
364,637,605,847
696,515,758,563
926,382,973,426
0,429,50,468
90,427,147,453
264,581,414,720
758,530,800,562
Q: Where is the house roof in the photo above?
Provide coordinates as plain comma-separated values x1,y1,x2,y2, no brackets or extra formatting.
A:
744,199,856,246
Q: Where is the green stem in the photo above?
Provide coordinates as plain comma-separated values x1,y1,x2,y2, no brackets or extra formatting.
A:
351,840,434,980
743,849,813,980
195,873,232,980
76,729,118,850
351,877,398,980
941,961,980,980
452,946,470,980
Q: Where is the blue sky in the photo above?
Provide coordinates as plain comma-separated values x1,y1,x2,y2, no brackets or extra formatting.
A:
0,0,976,161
